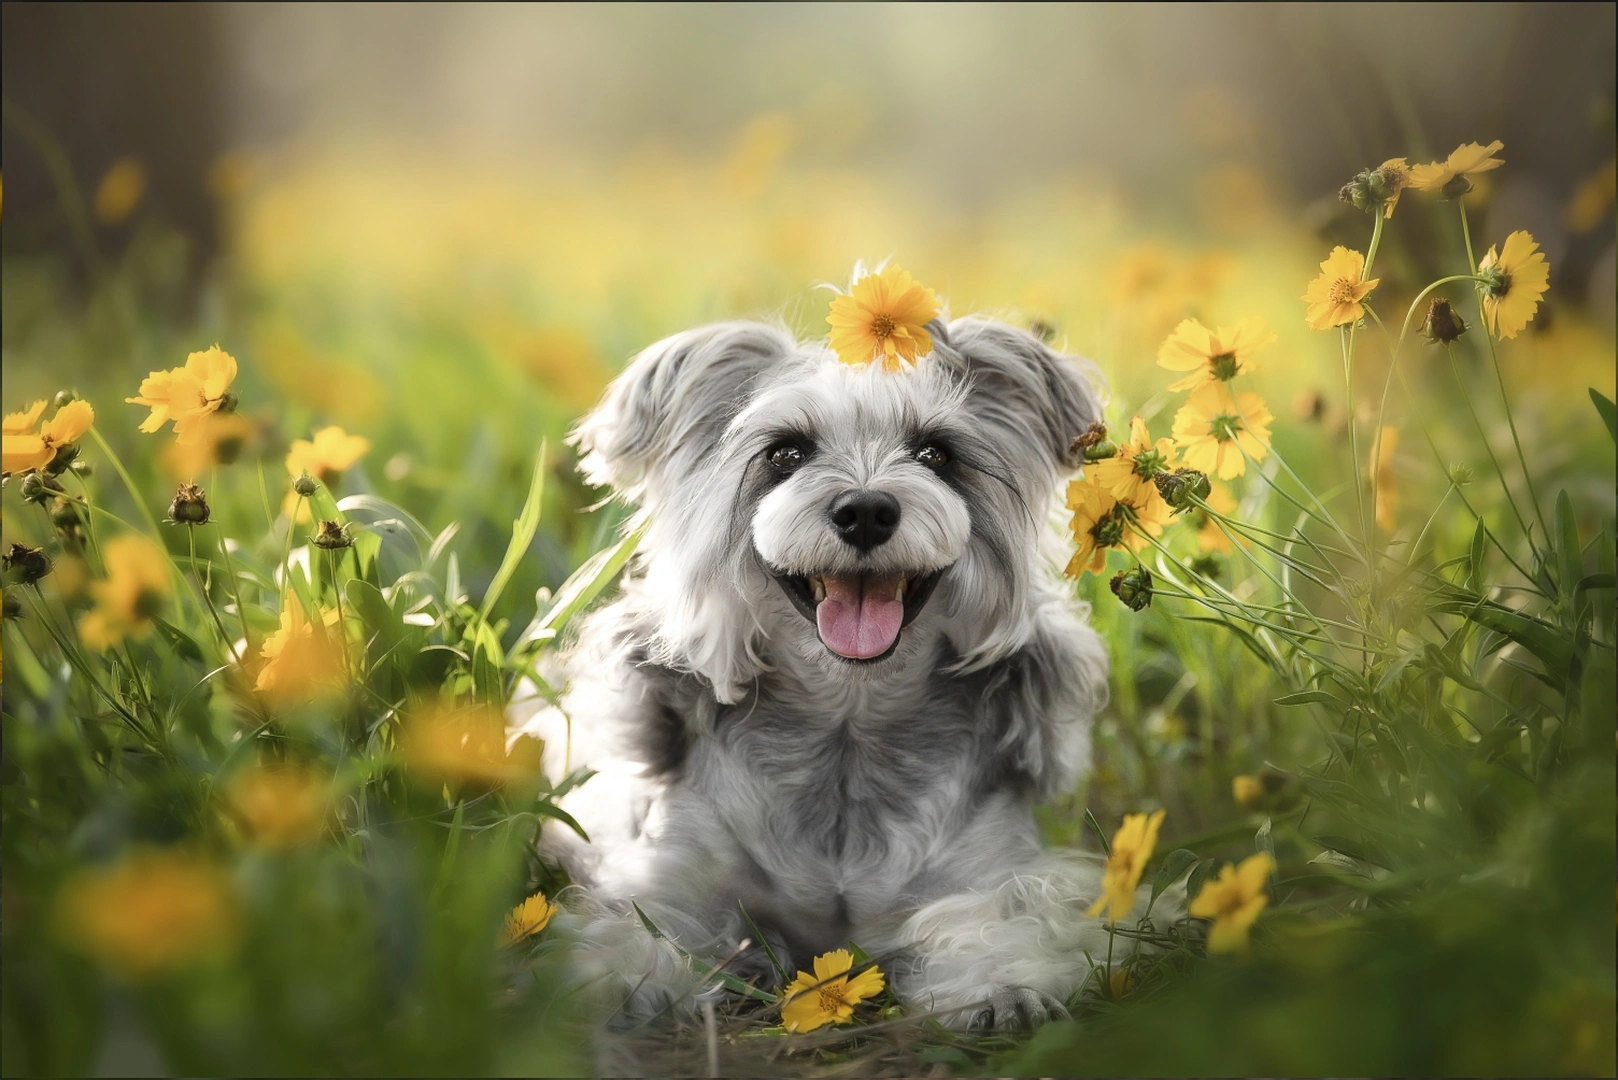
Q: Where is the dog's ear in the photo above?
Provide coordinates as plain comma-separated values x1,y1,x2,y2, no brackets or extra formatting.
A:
930,317,1104,484
572,322,796,506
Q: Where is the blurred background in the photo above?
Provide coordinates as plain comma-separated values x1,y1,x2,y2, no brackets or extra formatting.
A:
2,4,1614,1076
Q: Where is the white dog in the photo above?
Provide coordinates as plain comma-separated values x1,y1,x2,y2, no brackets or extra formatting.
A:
511,312,1149,1029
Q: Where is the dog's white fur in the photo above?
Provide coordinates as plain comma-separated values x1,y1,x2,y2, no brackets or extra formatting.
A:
511,313,1157,1028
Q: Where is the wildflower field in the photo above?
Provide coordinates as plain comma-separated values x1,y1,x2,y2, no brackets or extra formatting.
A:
3,47,1617,1078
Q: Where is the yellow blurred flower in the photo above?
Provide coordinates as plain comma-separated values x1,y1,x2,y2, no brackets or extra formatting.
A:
1409,140,1504,194
127,346,240,445
58,849,236,977
1302,247,1379,331
1370,426,1399,532
781,948,885,1033
1090,416,1177,502
1478,230,1550,340
1172,383,1272,480
1086,808,1166,924
1156,317,1276,391
1,399,94,475
93,157,146,225
161,412,256,480
77,535,171,649
1565,158,1616,234
1064,475,1172,578
401,706,543,786
206,151,257,201
1188,852,1274,955
1232,775,1264,808
1195,480,1239,554
826,264,939,371
254,594,348,704
226,765,330,848
503,892,559,945
286,426,371,481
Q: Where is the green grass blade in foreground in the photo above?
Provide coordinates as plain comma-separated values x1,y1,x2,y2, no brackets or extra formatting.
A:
478,441,547,625
531,519,647,640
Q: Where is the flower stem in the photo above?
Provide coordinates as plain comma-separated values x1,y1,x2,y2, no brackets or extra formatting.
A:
1444,345,1534,545
188,525,240,661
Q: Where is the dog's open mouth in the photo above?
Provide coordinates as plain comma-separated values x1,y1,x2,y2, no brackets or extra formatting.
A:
772,569,945,662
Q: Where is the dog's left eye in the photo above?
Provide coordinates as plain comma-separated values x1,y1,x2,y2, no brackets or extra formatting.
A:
915,443,950,469
768,443,807,472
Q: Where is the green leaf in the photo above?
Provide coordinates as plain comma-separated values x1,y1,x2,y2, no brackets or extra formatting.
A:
1255,817,1275,863
1274,690,1346,711
478,441,547,624
1084,808,1111,856
471,620,505,703
531,798,589,841
1185,859,1215,903
1554,489,1582,606
738,902,788,984
1466,518,1486,593
532,520,645,640
152,616,205,662
1591,388,1616,443
1150,848,1200,903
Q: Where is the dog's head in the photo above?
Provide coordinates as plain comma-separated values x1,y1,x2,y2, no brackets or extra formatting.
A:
574,316,1102,702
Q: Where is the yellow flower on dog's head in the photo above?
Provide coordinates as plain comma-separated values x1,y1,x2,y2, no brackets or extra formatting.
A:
1478,230,1550,340
1087,809,1166,924
780,948,885,1033
1302,247,1379,331
1409,140,1504,195
1173,383,1272,480
1157,317,1276,391
827,265,939,371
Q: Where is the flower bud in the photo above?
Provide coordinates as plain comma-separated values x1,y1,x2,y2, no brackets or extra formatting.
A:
2,543,53,584
53,390,77,408
19,471,52,504
49,497,81,530
1447,462,1474,487
1154,467,1211,512
292,472,319,498
1421,297,1468,345
2,589,22,619
1083,438,1119,463
1109,566,1153,611
70,458,94,477
1070,421,1115,462
168,482,212,525
1338,160,1409,217
312,519,353,550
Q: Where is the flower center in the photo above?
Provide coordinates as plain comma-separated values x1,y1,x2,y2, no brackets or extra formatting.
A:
1209,352,1239,381
817,985,844,1013
1326,278,1359,305
870,313,896,339
1210,413,1242,443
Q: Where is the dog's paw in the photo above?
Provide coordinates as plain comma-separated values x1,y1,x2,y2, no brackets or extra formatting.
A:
968,987,1071,1031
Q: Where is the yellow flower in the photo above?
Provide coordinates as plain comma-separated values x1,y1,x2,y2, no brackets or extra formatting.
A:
1195,481,1238,553
1156,317,1276,391
780,948,886,1033
1063,475,1172,578
2,399,95,475
1409,140,1504,193
1565,158,1616,234
254,594,347,704
1086,808,1166,924
1477,230,1550,340
1370,426,1399,532
1172,384,1272,480
93,157,147,225
58,849,236,977
126,346,240,445
1302,247,1379,331
826,264,940,371
1188,852,1274,955
77,535,171,649
401,706,543,786
503,893,559,945
161,412,256,480
1231,775,1264,808
1090,417,1178,502
286,426,372,481
226,765,330,848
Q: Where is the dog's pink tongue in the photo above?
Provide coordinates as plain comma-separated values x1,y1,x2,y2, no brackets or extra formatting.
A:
816,575,903,659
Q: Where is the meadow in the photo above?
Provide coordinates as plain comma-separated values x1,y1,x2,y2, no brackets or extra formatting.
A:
2,121,1614,1076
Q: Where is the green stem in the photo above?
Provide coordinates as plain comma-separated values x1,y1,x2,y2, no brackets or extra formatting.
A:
1479,326,1549,547
188,526,239,660
22,587,154,745
215,523,255,651
1445,345,1534,544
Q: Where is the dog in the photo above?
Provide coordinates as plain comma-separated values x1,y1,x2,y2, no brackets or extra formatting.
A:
510,311,1149,1030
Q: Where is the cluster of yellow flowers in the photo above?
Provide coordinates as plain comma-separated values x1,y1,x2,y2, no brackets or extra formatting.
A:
2,398,96,475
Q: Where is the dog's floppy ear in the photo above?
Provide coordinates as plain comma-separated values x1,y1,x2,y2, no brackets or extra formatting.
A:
930,316,1104,486
573,321,796,506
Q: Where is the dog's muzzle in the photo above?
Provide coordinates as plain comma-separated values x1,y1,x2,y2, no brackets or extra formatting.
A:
771,568,946,662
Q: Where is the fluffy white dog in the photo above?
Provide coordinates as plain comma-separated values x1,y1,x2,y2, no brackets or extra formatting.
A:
511,313,1149,1029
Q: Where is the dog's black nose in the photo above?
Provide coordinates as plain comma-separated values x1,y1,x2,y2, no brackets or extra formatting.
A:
829,491,901,551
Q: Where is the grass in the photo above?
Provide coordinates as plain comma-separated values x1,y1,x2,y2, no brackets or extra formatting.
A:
2,130,1614,1077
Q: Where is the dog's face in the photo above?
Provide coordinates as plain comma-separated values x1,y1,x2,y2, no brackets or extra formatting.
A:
574,317,1101,700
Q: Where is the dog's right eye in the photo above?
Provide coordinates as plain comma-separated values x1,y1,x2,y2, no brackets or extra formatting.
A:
767,443,807,472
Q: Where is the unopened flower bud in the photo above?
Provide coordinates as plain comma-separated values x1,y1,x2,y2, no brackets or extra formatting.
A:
1421,297,1468,345
49,497,81,530
70,458,94,477
1083,438,1118,462
1154,468,1211,512
1109,566,1153,611
1070,421,1114,463
312,519,353,550
53,390,78,408
1339,160,1409,218
292,472,319,498
1447,462,1474,486
168,482,212,525
2,589,22,619
19,471,52,504
3,543,53,584
1188,554,1222,580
